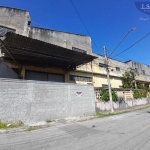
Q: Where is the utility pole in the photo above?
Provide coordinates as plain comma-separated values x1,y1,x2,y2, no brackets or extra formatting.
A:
103,46,114,113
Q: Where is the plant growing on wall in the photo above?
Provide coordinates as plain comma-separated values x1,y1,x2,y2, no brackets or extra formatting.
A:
120,70,135,88
100,89,118,102
133,90,147,99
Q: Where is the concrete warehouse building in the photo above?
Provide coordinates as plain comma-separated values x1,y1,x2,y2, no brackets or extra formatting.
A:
0,6,150,89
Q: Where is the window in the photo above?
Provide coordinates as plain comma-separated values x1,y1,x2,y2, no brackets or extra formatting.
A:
102,84,108,88
70,75,92,82
72,47,87,53
135,68,138,73
142,70,145,74
99,63,106,67
116,67,120,71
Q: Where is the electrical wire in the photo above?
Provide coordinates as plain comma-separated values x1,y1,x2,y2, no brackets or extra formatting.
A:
112,32,150,59
108,29,134,58
69,0,101,53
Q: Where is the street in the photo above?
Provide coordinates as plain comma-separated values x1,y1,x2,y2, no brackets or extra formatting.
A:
0,108,150,150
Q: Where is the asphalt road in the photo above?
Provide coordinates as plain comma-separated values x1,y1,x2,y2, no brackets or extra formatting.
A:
0,108,150,150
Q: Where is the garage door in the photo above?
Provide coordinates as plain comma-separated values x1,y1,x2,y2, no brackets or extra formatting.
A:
25,71,64,82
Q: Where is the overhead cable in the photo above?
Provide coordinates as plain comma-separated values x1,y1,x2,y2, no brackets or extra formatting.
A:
112,32,150,59
69,0,101,53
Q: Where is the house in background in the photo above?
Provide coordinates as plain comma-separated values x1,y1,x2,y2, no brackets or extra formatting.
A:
0,6,150,89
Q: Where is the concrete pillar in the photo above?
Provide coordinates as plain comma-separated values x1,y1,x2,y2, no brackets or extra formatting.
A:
142,83,145,89
21,66,25,79
135,80,137,89
65,72,69,83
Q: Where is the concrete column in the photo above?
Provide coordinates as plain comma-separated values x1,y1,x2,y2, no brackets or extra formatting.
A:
65,72,69,83
142,83,145,89
135,80,137,89
21,66,25,79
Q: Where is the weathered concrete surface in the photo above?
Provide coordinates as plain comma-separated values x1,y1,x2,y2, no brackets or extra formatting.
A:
0,6,92,54
0,108,150,150
0,6,30,36
0,59,19,79
29,27,92,54
126,60,150,76
0,78,95,123
95,98,150,112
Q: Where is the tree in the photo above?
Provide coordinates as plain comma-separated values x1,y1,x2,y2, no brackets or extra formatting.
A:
120,70,135,88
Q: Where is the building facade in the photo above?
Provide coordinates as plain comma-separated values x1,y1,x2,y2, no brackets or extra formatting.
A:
0,6,150,89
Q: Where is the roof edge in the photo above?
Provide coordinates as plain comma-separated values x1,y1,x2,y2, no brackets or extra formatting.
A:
30,26,90,37
0,6,28,12
125,60,150,67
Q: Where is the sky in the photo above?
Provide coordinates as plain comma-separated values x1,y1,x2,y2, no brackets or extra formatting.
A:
1,0,150,65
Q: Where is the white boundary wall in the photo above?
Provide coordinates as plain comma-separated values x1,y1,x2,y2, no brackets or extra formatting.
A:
0,78,95,123
96,98,150,112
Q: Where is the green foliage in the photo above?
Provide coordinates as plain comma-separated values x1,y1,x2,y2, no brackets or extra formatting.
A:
133,90,147,99
144,83,150,90
96,111,128,118
100,89,109,102
136,82,144,89
26,126,38,131
0,122,23,129
26,126,34,131
0,122,7,129
46,120,52,123
96,112,116,118
120,71,135,88
100,89,118,102
96,105,150,118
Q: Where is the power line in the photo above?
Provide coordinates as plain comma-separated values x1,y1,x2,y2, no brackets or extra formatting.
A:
112,32,150,59
115,55,150,61
32,21,51,29
69,0,101,53
108,28,136,58
33,8,102,54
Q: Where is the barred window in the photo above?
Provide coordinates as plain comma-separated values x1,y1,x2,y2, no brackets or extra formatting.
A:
116,67,120,71
142,70,145,74
102,84,108,88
